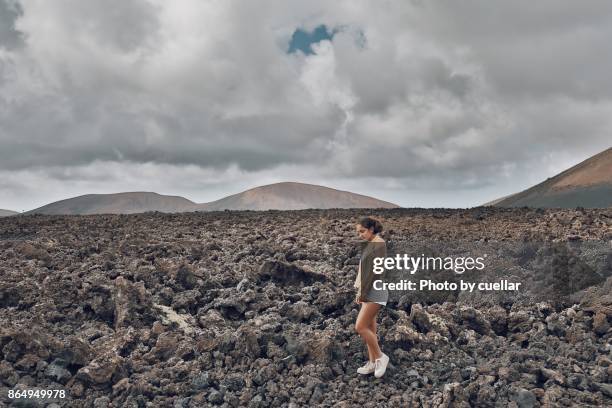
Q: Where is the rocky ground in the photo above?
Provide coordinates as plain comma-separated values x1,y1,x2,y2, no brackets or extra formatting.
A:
0,207,611,407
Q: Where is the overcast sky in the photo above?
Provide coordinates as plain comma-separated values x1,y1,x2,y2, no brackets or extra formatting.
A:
1,1,611,211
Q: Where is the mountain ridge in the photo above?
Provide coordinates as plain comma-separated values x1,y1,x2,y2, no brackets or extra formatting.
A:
23,182,400,215
0,209,18,217
488,147,612,208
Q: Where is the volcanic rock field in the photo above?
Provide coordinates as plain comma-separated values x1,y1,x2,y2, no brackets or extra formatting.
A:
1,207,611,407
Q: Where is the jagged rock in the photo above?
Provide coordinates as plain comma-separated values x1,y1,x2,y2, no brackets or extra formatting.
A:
282,301,317,322
458,306,491,335
283,333,308,363
545,313,568,337
594,382,612,398
540,367,565,385
191,372,210,390
44,360,72,384
508,310,534,333
233,326,260,358
59,337,94,367
314,289,353,313
195,334,219,353
488,305,508,335
111,377,131,396
144,332,181,362
409,304,432,332
222,373,246,392
93,396,111,408
207,389,224,404
510,388,537,408
305,334,338,364
172,289,200,313
592,312,610,335
15,242,52,266
113,276,157,330
75,355,127,385
0,360,19,386
567,373,589,390
579,276,612,317
175,263,198,289
258,260,326,286
213,297,247,320
154,304,197,335
15,353,40,371
1,208,611,406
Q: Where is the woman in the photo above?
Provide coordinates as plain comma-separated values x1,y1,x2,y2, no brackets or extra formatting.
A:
354,216,390,378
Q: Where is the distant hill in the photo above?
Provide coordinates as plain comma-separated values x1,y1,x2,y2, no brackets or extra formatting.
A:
24,182,400,215
488,147,612,208
195,182,400,211
25,192,198,215
0,209,18,217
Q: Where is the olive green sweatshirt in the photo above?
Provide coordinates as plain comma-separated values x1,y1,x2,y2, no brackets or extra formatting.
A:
354,236,388,302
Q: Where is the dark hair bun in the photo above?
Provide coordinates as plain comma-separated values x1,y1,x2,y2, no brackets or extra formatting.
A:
359,216,383,234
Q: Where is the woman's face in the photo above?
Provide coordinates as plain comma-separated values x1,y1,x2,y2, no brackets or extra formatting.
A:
356,224,375,241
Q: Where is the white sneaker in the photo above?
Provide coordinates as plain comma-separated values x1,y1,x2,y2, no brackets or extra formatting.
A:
374,353,389,378
356,360,375,375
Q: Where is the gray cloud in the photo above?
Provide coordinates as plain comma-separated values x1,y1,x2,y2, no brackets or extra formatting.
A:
0,1,611,211
0,0,25,50
408,1,612,101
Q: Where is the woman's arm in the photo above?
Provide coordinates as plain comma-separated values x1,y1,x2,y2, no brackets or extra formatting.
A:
354,260,361,302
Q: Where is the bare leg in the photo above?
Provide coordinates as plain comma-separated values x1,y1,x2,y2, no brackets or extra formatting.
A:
355,303,383,361
369,312,377,335
364,309,378,361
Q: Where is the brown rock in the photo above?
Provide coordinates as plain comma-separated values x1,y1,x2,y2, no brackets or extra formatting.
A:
60,337,94,366
258,260,326,286
151,321,165,336
144,332,180,362
15,353,40,371
0,360,18,386
540,367,565,385
307,334,336,364
113,276,156,330
189,393,207,407
410,304,432,332
498,367,511,380
70,380,85,398
112,377,131,396
175,263,197,289
75,355,127,385
592,312,610,335
196,337,219,353
459,306,491,335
